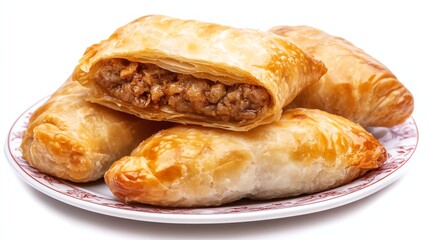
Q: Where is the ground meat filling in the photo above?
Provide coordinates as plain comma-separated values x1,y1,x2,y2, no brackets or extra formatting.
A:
94,59,271,122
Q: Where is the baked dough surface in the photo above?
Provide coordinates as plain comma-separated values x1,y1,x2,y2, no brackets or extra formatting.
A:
270,25,413,127
20,79,171,182
105,108,387,207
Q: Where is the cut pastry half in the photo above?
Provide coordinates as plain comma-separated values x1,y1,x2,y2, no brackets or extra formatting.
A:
73,15,326,131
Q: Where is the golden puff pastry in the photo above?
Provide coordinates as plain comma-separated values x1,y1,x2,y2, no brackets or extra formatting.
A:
270,25,413,127
105,108,387,207
20,79,172,182
72,15,326,131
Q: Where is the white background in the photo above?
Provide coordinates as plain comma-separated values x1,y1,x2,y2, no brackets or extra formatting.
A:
1,0,428,239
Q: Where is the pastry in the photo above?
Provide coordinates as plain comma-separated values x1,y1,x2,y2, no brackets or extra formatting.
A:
72,15,326,131
270,25,413,127
105,108,387,207
20,79,172,182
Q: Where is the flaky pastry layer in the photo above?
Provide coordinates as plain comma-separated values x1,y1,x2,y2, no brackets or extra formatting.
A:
73,15,326,131
270,25,413,127
20,79,171,182
105,108,387,207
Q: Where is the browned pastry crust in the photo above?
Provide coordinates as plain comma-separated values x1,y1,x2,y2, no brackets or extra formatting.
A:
105,108,387,207
270,25,413,127
20,79,172,182
72,15,326,131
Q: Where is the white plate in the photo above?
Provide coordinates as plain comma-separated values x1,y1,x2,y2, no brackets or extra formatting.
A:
5,97,418,224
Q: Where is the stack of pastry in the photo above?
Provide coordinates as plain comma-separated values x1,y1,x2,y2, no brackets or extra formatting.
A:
21,15,413,207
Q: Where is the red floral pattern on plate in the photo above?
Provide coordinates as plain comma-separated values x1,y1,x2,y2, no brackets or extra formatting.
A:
5,97,418,222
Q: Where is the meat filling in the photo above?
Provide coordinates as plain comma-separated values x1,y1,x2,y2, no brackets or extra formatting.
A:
94,59,271,122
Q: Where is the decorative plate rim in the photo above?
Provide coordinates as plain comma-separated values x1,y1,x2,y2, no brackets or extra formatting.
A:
4,97,419,224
